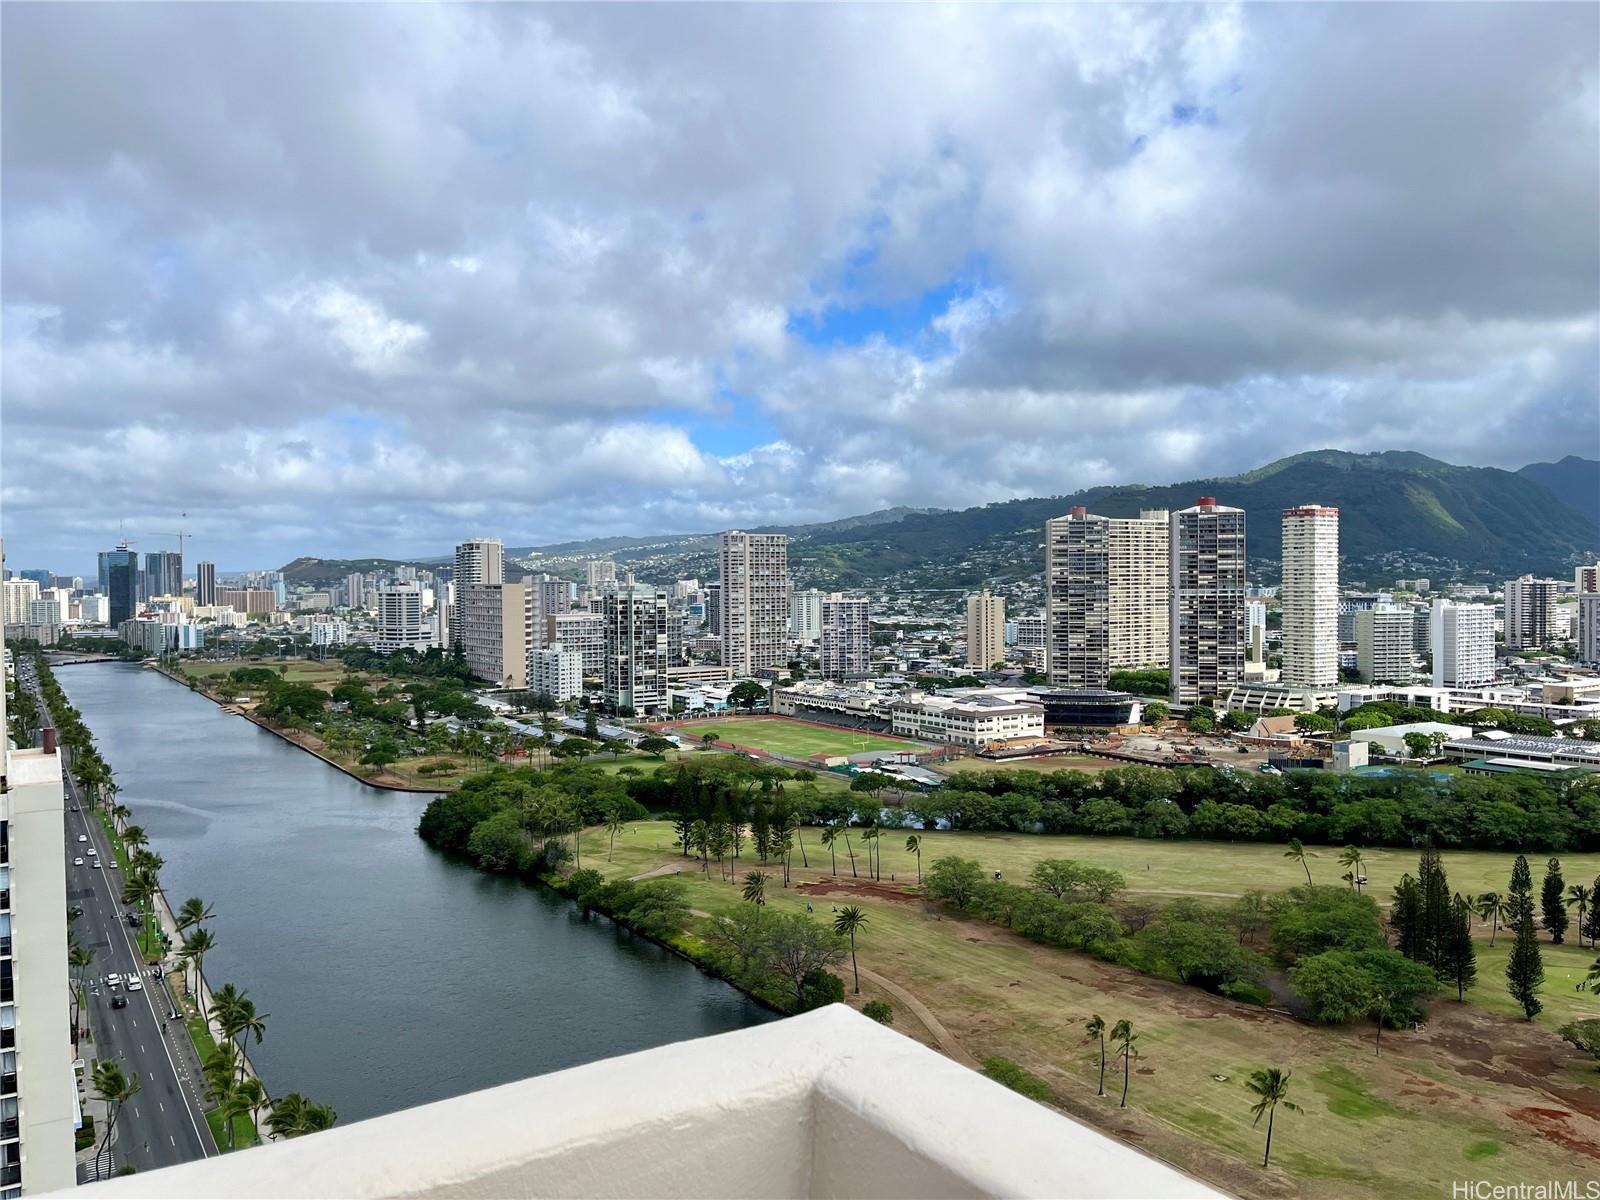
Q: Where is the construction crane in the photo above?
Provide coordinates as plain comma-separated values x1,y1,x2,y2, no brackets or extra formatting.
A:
145,513,192,559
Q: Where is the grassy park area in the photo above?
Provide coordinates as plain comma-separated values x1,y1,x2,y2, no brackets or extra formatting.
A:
574,820,1600,1200
180,658,351,689
673,717,927,758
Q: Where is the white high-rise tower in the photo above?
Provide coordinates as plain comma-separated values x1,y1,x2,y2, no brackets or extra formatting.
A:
1280,505,1339,687
451,538,504,646
718,532,790,675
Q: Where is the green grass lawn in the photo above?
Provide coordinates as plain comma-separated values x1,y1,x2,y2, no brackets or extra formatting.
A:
577,820,1600,1200
937,755,1106,776
678,717,926,758
182,658,353,689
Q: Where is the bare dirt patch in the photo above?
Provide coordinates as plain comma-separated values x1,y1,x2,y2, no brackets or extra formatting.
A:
796,879,923,906
1508,1107,1600,1161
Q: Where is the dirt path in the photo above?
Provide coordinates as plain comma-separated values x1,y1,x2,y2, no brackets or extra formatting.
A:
629,864,683,882
856,965,981,1069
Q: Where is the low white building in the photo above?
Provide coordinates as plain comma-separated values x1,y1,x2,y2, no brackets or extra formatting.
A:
1349,721,1471,759
308,619,349,648
892,692,1044,746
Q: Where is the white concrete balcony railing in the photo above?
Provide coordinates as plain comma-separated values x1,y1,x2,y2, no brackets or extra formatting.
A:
63,1005,1222,1199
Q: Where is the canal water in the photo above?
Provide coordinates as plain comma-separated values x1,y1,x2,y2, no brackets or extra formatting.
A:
57,663,772,1123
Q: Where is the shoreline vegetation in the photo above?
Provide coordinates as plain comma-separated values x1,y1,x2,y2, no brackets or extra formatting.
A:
28,652,339,1154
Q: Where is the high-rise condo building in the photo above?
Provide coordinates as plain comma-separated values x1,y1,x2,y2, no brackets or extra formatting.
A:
1430,598,1495,687
375,583,432,654
216,588,277,615
965,590,1005,671
1576,563,1600,595
528,645,584,704
718,532,789,676
1170,498,1247,704
451,539,504,646
343,572,367,611
819,594,871,681
1578,593,1600,666
586,560,617,590
547,611,606,676
104,543,141,626
1044,509,1169,688
194,560,217,606
1280,505,1339,686
603,584,670,714
706,582,723,636
0,585,78,1194
1503,575,1560,650
1355,606,1415,684
789,588,823,643
2,580,40,628
459,582,533,689
143,550,183,602
1246,600,1267,663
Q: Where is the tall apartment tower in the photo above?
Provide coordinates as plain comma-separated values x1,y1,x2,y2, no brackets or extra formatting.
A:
1280,505,1339,687
194,560,217,606
1045,509,1169,688
1430,598,1495,687
964,590,1006,670
586,560,617,590
819,594,871,681
1577,593,1600,666
459,582,533,689
0,596,81,1194
1355,606,1415,684
1044,510,1107,687
603,584,670,714
1503,575,1559,650
104,543,141,626
718,532,790,676
143,550,183,600
1576,563,1600,595
451,539,504,646
1170,498,1248,704
374,583,432,654
789,588,823,643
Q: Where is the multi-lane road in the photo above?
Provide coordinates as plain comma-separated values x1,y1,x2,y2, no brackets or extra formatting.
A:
18,658,215,1178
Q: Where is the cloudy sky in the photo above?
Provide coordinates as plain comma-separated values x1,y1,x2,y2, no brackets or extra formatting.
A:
3,3,1596,573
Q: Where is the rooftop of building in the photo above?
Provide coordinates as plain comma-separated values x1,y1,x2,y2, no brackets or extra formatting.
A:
1445,733,1600,760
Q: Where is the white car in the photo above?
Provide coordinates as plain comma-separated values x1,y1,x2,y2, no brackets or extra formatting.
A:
105,974,122,989
77,834,88,843
126,979,143,993
73,857,84,866
90,859,102,869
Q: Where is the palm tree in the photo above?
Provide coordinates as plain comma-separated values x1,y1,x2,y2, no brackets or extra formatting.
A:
1084,1014,1107,1097
69,944,95,1050
742,871,768,907
1567,884,1593,949
219,1083,254,1150
840,822,858,879
834,905,868,994
821,825,839,876
905,834,922,885
232,1076,267,1148
227,997,268,1081
184,927,218,1017
121,825,149,855
605,812,627,861
1111,1019,1139,1107
1475,892,1511,947
1245,1067,1300,1168
176,896,214,934
267,1092,338,1139
1338,847,1366,892
860,825,880,881
91,1061,141,1179
1284,839,1314,886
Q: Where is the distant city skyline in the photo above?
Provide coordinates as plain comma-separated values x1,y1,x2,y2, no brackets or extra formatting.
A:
3,5,1595,572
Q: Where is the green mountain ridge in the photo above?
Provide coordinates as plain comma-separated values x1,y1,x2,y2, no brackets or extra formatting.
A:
280,451,1599,587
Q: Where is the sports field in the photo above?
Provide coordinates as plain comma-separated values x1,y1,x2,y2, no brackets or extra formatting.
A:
675,717,925,758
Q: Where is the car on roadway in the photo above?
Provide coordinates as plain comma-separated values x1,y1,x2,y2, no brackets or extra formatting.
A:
73,857,84,866
70,805,79,812
90,859,102,869
111,996,128,1010
68,906,83,918
76,834,87,843
126,979,143,993
105,974,121,989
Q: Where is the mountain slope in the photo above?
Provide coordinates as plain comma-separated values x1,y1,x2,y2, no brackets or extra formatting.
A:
1517,456,1600,529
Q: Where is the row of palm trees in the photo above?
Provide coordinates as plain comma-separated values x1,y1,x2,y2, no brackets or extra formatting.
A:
1082,1014,1297,1169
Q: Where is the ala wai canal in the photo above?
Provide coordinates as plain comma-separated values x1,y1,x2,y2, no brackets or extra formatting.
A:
58,662,772,1123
